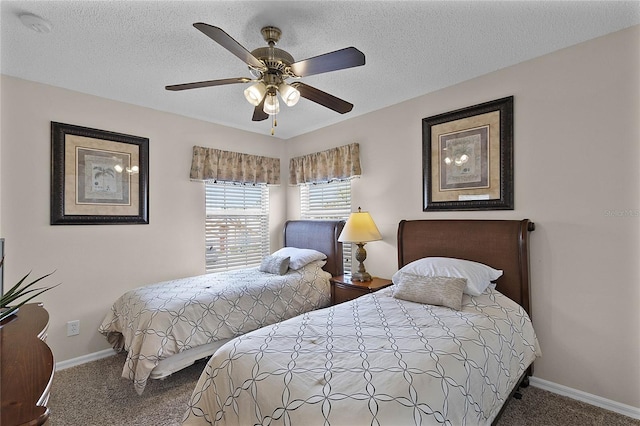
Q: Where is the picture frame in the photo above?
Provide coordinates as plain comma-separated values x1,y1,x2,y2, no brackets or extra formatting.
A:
51,122,149,225
422,96,513,211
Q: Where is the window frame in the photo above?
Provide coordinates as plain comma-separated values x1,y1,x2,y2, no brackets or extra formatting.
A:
300,180,352,273
205,182,270,273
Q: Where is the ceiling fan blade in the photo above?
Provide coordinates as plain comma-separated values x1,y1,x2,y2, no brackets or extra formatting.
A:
252,96,269,121
292,82,354,114
193,23,266,71
289,47,365,77
165,77,251,91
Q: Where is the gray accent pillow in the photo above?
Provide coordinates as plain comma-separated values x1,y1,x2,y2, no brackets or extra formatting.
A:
259,255,290,275
392,272,467,311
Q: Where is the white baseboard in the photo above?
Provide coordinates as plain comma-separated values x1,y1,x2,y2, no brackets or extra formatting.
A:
530,376,640,420
55,348,116,371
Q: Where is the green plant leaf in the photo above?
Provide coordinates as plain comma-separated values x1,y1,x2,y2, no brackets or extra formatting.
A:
0,283,59,322
1,271,56,306
0,271,33,301
0,268,58,322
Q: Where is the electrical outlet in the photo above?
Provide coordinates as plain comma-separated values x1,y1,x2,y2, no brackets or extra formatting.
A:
67,320,80,336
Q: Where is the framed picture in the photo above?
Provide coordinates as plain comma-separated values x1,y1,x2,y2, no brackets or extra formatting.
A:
422,96,513,211
51,122,149,225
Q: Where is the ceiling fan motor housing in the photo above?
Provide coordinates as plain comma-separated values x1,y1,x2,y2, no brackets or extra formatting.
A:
250,46,293,72
250,27,295,83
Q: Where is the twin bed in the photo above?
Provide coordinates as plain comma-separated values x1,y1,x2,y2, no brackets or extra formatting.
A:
182,219,540,426
99,220,345,395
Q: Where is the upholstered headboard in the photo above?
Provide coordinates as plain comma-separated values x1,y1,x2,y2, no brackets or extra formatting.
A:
397,219,534,313
283,220,345,277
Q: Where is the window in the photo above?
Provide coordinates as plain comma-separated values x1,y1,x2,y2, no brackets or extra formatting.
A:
205,182,269,273
300,180,352,273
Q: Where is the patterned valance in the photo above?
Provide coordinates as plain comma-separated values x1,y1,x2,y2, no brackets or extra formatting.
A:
289,143,361,185
190,146,280,185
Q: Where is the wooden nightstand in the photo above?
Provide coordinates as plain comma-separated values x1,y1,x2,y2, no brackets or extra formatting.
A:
330,274,393,305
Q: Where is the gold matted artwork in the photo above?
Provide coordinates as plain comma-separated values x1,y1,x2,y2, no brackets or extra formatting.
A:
51,122,149,224
422,97,513,211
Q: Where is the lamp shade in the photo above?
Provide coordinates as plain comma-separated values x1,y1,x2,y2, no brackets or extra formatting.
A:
278,82,300,106
338,208,382,243
243,82,267,106
263,93,280,115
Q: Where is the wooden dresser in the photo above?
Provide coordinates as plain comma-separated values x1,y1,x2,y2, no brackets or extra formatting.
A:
1,303,54,426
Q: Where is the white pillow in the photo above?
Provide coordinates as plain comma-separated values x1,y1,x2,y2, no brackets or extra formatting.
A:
297,259,327,271
271,247,327,270
392,257,502,296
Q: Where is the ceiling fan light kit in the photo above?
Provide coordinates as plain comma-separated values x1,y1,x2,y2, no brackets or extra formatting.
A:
166,23,365,135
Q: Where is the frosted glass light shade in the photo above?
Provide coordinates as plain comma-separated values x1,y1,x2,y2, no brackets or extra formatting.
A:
278,83,300,106
244,82,267,106
263,94,280,115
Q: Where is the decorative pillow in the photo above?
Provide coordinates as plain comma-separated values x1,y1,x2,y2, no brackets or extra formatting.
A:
392,272,467,310
392,257,502,296
259,255,290,275
271,247,327,270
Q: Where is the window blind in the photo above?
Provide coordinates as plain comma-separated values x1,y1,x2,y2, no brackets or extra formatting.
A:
300,180,352,272
205,183,269,273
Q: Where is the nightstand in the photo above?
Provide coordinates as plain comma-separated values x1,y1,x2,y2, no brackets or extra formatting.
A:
330,274,393,305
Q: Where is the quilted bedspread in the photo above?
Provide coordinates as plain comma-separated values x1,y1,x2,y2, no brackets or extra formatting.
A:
182,287,540,426
99,262,331,394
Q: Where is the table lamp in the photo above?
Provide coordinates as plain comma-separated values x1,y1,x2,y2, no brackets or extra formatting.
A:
338,207,382,282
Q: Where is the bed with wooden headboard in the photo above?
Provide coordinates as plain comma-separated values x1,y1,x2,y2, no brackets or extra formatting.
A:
99,219,344,395
397,219,537,424
183,218,540,426
397,218,535,314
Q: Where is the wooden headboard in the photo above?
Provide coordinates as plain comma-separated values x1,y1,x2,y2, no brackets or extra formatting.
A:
397,219,535,313
283,220,345,277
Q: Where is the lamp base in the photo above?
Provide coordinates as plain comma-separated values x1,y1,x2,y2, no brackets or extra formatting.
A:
351,271,372,282
352,242,372,282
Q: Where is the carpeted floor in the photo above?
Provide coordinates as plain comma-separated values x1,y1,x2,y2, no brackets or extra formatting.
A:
48,353,639,426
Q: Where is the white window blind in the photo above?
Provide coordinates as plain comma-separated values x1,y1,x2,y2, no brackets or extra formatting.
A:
300,180,352,273
205,183,269,273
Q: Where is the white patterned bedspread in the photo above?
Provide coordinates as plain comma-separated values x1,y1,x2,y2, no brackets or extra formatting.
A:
99,261,331,395
183,287,540,426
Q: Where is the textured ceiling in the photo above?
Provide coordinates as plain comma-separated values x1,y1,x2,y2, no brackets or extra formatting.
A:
2,1,639,139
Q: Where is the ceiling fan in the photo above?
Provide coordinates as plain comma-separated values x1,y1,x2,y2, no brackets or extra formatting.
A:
166,23,365,134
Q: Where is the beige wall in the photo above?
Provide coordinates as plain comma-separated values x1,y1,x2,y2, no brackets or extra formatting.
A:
1,25,638,409
0,76,287,362
286,26,640,408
